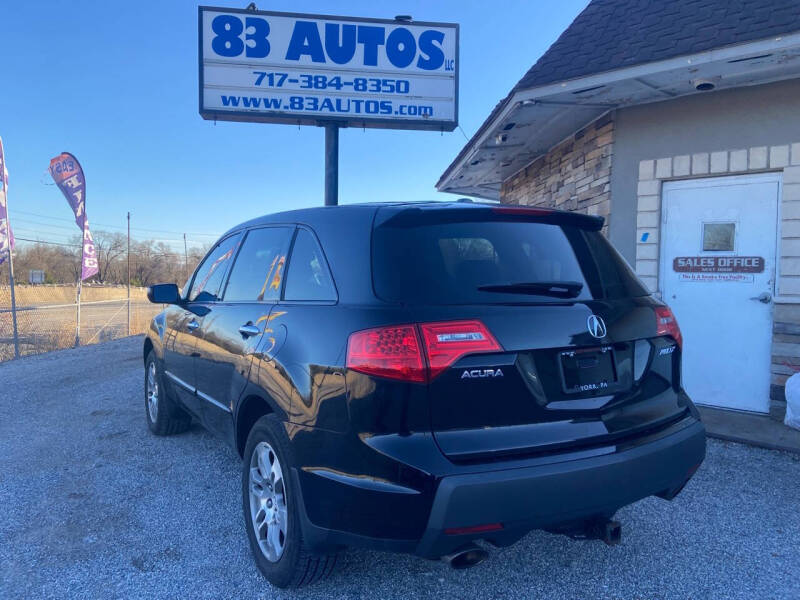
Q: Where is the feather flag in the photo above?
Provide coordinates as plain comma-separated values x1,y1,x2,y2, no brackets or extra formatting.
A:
0,136,14,266
49,152,98,280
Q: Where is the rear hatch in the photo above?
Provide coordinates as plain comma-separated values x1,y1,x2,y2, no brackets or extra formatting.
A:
372,204,688,462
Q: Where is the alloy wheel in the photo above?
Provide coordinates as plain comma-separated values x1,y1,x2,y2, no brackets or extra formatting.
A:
146,361,159,423
248,441,288,562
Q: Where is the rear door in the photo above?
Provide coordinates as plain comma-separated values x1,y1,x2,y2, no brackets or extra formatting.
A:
267,227,347,431
372,206,686,461
194,226,293,440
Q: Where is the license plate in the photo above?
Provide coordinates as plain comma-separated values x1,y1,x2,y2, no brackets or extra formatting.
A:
559,346,617,394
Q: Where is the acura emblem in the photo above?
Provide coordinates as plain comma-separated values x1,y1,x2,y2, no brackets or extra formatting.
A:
587,314,607,339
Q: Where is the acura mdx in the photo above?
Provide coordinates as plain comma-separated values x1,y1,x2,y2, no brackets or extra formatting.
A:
143,202,705,588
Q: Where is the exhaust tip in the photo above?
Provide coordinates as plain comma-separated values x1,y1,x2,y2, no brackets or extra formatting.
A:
442,545,489,569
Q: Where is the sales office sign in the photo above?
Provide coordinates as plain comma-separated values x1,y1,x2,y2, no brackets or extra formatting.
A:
199,6,458,131
673,256,765,273
673,256,765,283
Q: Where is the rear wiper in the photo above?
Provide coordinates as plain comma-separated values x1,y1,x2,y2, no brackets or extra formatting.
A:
477,281,584,298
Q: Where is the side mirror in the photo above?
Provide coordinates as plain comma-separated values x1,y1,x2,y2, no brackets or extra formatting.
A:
147,283,182,305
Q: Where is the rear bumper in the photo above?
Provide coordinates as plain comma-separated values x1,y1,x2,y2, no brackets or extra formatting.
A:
415,419,705,558
295,417,706,557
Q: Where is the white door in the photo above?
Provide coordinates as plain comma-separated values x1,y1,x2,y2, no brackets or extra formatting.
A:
661,174,779,413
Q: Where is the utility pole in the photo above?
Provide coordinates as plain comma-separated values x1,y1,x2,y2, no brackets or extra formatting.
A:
127,211,131,336
183,233,189,282
324,123,339,206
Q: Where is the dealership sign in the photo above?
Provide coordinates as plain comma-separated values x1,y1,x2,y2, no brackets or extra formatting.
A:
198,6,458,131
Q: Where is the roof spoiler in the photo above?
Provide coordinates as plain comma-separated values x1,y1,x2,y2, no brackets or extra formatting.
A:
377,205,604,231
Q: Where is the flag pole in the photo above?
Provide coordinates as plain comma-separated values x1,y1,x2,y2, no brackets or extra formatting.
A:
3,207,19,359
75,246,83,348
76,169,85,348
0,136,19,359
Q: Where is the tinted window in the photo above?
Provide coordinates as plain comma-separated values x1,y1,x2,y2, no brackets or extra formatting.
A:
188,234,241,302
224,227,292,302
372,218,648,304
284,229,336,301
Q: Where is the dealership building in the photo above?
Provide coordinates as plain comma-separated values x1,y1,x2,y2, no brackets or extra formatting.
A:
438,0,800,421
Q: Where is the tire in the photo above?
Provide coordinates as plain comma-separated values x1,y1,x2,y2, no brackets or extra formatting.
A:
144,351,191,436
242,415,338,588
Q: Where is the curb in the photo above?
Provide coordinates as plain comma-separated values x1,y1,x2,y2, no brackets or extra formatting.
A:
706,430,800,455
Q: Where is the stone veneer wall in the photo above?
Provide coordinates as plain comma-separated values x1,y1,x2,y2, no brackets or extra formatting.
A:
500,113,613,234
635,144,800,419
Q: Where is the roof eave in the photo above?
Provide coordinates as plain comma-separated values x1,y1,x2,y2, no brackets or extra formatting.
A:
437,31,800,196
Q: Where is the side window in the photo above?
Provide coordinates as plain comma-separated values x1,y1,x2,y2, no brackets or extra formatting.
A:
284,229,336,301
188,234,241,302
223,227,293,302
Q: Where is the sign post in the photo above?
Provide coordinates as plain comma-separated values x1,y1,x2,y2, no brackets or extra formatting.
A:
324,123,339,206
198,6,459,204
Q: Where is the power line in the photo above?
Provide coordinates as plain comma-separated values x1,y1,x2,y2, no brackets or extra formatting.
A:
12,224,213,248
13,218,81,233
15,237,78,248
14,231,208,249
11,209,221,237
12,230,77,244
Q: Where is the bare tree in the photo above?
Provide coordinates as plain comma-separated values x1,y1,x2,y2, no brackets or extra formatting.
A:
90,231,127,283
3,235,210,287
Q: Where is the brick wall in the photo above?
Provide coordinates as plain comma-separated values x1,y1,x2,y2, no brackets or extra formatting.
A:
500,113,613,234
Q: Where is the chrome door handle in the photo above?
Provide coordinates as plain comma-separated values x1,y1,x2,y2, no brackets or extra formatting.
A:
750,292,772,304
186,319,200,331
238,323,261,338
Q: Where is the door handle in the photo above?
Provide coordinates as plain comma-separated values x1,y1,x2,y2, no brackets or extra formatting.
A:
239,323,261,338
186,319,200,331
750,292,772,304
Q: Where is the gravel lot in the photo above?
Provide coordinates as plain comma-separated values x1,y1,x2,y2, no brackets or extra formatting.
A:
1,336,799,599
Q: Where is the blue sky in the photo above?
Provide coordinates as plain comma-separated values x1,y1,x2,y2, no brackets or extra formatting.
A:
0,0,587,252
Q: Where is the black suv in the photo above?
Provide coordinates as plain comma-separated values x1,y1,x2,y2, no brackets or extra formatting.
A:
144,202,705,588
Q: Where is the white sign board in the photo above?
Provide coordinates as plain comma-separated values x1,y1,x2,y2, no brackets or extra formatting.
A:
199,7,458,131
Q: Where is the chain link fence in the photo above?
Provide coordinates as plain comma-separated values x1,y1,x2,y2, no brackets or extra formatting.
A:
0,223,214,362
0,284,163,361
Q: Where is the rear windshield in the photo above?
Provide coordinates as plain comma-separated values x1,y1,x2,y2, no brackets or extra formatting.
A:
372,217,648,304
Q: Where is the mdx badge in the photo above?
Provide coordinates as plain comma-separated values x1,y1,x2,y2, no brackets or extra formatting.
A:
461,368,504,379
587,314,607,339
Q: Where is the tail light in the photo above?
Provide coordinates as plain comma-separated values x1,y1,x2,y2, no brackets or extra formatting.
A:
347,320,502,383
655,306,682,349
346,325,426,383
419,320,501,380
